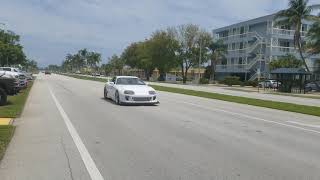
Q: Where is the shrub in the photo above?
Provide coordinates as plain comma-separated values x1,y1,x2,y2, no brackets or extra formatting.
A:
221,76,241,86
199,78,209,84
242,80,258,87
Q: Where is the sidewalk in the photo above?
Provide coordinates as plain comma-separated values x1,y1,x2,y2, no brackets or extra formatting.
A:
0,77,90,180
149,82,320,107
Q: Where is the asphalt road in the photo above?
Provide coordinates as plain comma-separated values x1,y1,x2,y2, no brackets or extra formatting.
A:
1,74,320,180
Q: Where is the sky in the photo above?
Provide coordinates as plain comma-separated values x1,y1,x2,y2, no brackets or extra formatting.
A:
0,0,319,67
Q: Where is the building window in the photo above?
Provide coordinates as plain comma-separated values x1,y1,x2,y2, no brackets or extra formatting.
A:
302,24,308,32
231,58,235,65
232,43,236,50
279,41,290,47
240,27,245,34
280,25,290,30
232,28,237,35
239,57,243,64
239,42,244,49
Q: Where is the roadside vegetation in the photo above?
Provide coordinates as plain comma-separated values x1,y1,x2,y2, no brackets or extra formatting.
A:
0,125,15,160
0,81,34,118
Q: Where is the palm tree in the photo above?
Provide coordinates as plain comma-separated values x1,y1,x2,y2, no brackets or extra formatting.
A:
87,52,101,71
208,39,227,81
274,0,319,72
307,13,320,55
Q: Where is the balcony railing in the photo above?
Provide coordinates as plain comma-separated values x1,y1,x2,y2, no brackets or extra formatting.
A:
272,46,297,54
216,64,249,73
218,31,262,41
271,28,307,37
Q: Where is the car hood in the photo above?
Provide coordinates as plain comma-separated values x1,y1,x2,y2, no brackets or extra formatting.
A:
116,85,155,95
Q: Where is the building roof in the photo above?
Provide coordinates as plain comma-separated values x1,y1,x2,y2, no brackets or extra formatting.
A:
270,68,311,74
213,14,275,33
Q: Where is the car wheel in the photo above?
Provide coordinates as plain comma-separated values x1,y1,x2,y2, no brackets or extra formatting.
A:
0,88,7,106
115,91,122,105
104,88,108,99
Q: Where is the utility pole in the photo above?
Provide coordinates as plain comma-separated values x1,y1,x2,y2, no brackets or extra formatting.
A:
198,38,202,84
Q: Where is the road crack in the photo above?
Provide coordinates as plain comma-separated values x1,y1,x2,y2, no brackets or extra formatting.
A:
60,137,75,180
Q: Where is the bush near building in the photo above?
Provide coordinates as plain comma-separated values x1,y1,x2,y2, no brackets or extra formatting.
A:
220,76,241,86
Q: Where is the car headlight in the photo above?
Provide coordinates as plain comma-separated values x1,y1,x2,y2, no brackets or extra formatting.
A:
149,91,156,95
124,90,135,95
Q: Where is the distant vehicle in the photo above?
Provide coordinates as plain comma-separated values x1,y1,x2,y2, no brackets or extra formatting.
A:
259,80,281,88
75,70,81,74
305,81,320,92
45,71,51,75
104,76,159,105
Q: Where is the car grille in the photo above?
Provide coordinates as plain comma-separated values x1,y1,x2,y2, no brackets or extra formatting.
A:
133,97,152,102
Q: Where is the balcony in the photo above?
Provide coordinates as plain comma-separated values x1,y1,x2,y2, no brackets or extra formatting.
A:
218,32,262,42
271,28,307,37
271,46,297,55
215,64,249,73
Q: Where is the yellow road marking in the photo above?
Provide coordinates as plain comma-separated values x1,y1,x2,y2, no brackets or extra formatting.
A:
0,118,12,125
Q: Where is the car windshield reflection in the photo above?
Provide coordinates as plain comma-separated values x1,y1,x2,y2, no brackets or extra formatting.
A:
116,78,145,85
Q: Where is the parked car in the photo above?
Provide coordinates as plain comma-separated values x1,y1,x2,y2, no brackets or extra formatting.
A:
305,81,320,92
45,71,51,75
104,76,159,105
91,72,101,76
0,67,28,89
0,75,17,105
259,80,281,88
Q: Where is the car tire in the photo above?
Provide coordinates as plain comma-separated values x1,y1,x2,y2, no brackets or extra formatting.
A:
0,88,7,106
115,91,123,105
104,88,108,99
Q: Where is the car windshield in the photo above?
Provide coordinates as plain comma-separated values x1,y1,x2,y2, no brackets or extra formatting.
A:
116,78,145,85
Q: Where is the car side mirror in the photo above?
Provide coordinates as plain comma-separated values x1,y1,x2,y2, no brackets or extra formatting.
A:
109,82,114,86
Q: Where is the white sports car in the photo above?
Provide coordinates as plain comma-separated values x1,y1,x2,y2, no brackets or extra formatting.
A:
104,76,159,105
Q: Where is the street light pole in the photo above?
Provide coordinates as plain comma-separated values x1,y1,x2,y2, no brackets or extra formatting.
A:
198,38,202,84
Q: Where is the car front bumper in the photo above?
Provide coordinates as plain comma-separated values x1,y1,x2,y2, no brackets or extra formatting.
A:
119,94,159,104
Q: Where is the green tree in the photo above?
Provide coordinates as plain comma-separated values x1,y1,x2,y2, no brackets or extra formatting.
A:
208,39,227,81
168,24,212,83
121,41,155,80
121,42,141,68
269,54,304,70
108,54,124,75
306,13,320,55
87,52,101,71
101,63,113,76
274,0,319,72
0,29,26,66
148,30,179,79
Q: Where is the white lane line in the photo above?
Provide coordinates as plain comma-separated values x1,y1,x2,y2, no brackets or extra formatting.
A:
49,87,104,180
287,121,320,128
164,97,320,135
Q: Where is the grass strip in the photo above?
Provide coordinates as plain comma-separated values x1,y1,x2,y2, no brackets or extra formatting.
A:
0,81,34,118
63,73,320,117
0,125,15,161
151,85,320,117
